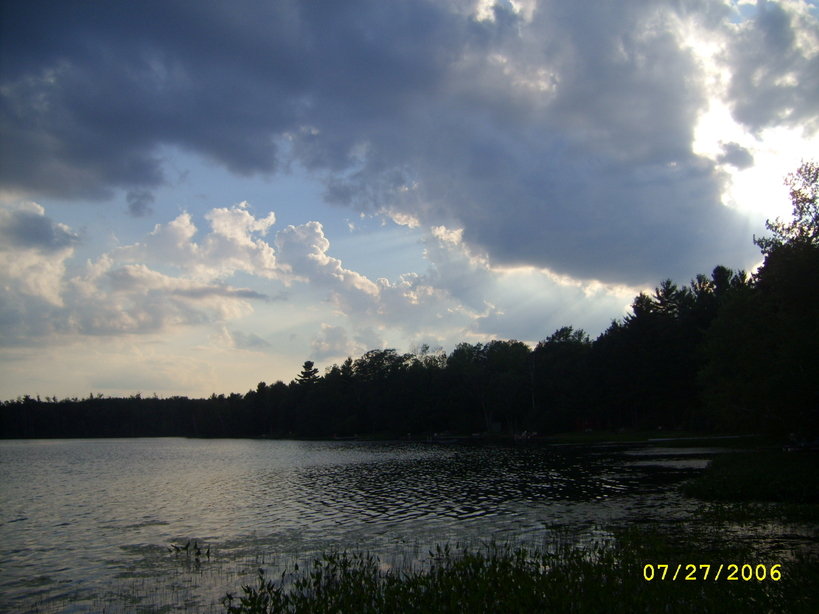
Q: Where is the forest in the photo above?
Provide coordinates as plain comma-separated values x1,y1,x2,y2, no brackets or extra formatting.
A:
2,163,817,440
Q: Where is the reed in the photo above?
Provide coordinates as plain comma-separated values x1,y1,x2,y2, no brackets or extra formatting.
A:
682,451,819,504
222,534,819,614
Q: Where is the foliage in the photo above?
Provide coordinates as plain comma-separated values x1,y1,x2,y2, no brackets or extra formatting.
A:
754,161,819,253
682,451,819,505
295,361,320,386
223,538,819,613
700,160,819,436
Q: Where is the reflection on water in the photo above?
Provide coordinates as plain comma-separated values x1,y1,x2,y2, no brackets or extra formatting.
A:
0,438,785,613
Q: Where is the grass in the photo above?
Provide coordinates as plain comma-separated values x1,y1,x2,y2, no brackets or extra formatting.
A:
695,500,819,524
223,447,819,613
222,536,819,614
681,448,819,534
682,450,819,504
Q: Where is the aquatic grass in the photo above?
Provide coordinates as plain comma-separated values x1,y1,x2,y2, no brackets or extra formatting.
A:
168,539,212,570
682,451,819,504
222,536,819,613
695,501,819,525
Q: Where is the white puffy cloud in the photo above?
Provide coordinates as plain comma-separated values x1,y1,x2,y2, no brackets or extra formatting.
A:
0,202,78,306
61,258,263,337
206,201,276,242
274,219,490,350
275,221,380,306
0,201,278,345
117,201,279,281
0,202,81,346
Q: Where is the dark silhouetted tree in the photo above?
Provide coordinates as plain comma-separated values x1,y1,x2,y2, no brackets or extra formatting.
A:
754,160,819,254
702,160,819,435
296,361,320,386
532,327,591,432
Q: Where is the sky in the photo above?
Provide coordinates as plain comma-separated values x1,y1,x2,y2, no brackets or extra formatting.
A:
1,0,818,400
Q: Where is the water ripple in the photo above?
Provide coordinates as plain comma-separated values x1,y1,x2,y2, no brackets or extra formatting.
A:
0,438,728,613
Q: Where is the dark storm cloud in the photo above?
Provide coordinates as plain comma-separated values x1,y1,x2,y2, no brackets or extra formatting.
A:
1,1,813,284
0,0,454,195
725,1,819,133
718,142,755,169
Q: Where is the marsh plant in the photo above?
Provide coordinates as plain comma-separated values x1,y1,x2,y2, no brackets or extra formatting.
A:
168,539,212,574
222,537,819,614
681,451,819,505
170,540,211,560
221,452,819,613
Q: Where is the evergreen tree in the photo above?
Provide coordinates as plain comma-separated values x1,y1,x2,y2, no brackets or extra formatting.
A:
296,361,320,385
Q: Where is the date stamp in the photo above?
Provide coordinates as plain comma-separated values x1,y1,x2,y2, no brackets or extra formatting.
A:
642,563,782,581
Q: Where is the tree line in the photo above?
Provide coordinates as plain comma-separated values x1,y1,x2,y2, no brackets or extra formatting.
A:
2,163,817,439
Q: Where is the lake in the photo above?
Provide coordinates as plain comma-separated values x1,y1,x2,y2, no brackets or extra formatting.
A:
1,438,723,612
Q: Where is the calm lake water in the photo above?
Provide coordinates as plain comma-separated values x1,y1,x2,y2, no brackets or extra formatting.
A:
0,438,727,612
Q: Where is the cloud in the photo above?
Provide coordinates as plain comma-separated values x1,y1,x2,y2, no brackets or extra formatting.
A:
275,221,380,304
717,142,755,169
0,201,279,345
316,1,768,284
4,1,813,286
171,287,269,301
206,201,276,247
0,196,673,397
275,215,633,352
0,201,79,252
0,202,79,344
724,0,819,133
215,326,271,351
65,261,261,335
418,223,637,342
274,219,487,346
310,323,355,361
126,189,155,217
0,202,78,306
117,201,279,281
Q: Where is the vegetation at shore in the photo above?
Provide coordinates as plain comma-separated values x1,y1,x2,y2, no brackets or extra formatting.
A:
222,534,818,614
219,445,819,613
683,450,819,505
683,448,819,526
